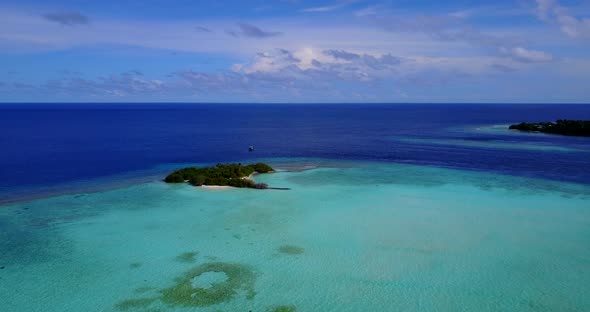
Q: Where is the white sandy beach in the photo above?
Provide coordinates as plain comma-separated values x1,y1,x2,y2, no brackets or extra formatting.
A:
199,185,233,190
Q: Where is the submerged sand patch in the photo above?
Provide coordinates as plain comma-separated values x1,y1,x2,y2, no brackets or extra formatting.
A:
191,271,228,289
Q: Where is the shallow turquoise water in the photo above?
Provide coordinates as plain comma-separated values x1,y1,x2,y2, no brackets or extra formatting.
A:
1,160,589,311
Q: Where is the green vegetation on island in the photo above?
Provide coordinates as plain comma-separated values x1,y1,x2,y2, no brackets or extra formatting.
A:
164,163,274,188
509,120,590,137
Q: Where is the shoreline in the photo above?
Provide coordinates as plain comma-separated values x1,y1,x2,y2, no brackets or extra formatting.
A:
199,185,233,190
196,171,267,190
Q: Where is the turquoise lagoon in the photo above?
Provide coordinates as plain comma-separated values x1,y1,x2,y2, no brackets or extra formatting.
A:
1,160,589,312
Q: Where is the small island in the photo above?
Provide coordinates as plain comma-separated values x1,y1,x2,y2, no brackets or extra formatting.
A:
509,120,590,137
165,163,274,189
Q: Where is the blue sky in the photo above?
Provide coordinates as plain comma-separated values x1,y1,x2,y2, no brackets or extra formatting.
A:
1,0,589,103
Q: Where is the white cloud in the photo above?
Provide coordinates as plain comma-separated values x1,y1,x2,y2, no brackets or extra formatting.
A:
500,46,553,63
0,8,441,56
2,47,518,101
354,6,380,17
448,10,474,19
5,47,589,102
300,0,357,13
535,0,590,39
233,47,521,86
356,7,557,65
2,4,587,102
42,71,166,97
300,5,342,13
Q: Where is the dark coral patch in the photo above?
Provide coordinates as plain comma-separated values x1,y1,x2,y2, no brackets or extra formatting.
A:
270,305,297,312
160,262,256,307
175,251,198,263
278,245,304,255
129,262,142,269
135,286,155,294
115,297,158,311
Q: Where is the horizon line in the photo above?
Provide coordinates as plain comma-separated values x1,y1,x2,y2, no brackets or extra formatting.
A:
2,102,590,106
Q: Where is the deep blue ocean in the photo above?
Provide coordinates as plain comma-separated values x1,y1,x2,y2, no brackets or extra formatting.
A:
2,104,590,312
1,103,590,203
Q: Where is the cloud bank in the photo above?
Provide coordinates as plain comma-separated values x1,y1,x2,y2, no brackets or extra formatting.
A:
0,1,589,102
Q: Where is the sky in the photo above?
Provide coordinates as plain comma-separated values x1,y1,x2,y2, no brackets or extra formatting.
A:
0,0,589,103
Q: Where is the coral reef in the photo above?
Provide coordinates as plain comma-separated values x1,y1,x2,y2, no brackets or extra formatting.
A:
115,297,158,311
270,305,297,312
160,262,256,307
278,245,304,255
129,262,142,269
175,251,198,263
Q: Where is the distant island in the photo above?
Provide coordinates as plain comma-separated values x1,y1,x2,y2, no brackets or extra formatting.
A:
509,120,590,137
165,163,275,189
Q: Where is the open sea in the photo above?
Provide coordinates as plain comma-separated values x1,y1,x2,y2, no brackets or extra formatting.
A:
1,103,589,311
